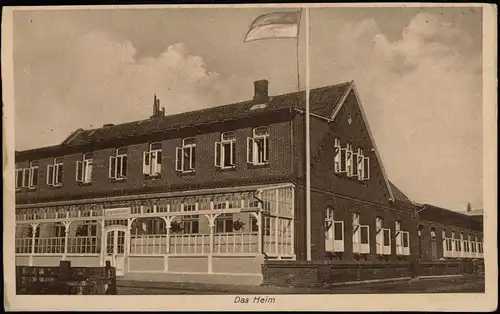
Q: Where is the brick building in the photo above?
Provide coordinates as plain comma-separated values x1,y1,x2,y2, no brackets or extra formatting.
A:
14,79,483,285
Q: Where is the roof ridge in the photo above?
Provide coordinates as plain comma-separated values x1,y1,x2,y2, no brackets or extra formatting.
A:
76,81,352,133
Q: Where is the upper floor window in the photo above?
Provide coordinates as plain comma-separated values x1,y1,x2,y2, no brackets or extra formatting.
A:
109,148,128,180
47,157,64,187
353,148,365,179
143,142,162,176
215,132,236,169
176,138,196,173
215,213,233,233
346,143,353,177
16,161,39,189
247,127,269,165
76,153,93,184
334,138,341,173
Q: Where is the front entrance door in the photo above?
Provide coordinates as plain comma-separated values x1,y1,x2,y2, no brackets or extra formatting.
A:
105,229,126,276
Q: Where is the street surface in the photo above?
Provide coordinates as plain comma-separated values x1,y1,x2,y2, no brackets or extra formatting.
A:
117,275,484,295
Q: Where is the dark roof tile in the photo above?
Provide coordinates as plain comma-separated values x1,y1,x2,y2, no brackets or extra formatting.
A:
65,82,352,146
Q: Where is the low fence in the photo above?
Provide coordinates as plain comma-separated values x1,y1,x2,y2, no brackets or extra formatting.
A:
262,259,485,287
16,260,117,295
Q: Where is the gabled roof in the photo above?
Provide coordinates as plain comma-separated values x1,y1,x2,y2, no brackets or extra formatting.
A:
60,82,352,147
329,82,396,202
418,204,483,231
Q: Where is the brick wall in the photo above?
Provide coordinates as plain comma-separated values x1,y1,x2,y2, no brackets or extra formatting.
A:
16,119,293,204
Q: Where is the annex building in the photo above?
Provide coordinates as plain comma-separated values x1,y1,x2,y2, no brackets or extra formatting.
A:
15,79,483,285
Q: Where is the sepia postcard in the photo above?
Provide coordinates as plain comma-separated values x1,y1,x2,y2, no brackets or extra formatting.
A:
2,3,497,312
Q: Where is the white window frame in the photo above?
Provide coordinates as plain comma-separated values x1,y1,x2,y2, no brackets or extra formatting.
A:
143,143,162,176
247,127,269,166
346,143,353,177
15,168,24,189
353,148,364,179
333,138,341,173
109,148,128,180
215,132,236,169
361,156,370,181
451,231,456,257
325,208,345,253
47,157,64,187
376,217,383,254
16,161,39,189
401,231,410,256
395,221,403,255
176,138,196,173
76,153,93,183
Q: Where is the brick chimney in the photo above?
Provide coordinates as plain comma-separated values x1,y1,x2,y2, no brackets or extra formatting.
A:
253,79,269,103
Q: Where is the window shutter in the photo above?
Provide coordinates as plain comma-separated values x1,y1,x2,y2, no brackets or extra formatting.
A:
352,153,358,177
15,169,23,188
357,154,364,178
85,160,93,183
47,165,55,186
109,156,117,178
31,167,39,187
176,147,183,171
22,169,29,188
363,157,370,180
155,151,162,174
215,142,222,167
333,146,340,173
247,137,254,164
263,137,269,162
56,164,64,185
230,142,236,166
76,161,84,182
346,149,353,177
121,155,128,177
339,148,347,172
143,151,151,175
190,146,196,170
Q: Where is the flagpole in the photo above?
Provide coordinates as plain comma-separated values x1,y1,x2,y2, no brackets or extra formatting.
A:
305,7,312,261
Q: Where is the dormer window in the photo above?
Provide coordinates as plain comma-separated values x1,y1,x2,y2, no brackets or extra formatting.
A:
76,153,93,183
47,157,64,187
176,138,196,173
109,148,128,180
215,132,236,169
143,142,162,176
247,127,269,165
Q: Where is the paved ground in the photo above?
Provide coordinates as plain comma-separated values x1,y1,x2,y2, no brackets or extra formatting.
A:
117,275,485,295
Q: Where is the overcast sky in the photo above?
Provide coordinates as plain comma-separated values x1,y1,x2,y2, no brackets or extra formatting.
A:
13,6,483,211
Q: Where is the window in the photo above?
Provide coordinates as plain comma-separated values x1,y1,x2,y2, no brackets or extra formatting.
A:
361,155,370,181
182,203,199,234
352,213,369,254
47,157,64,186
76,153,93,183
215,132,236,169
402,231,410,255
353,148,364,179
215,214,233,233
334,138,341,173
325,207,344,252
346,143,353,177
16,161,39,189
143,143,162,176
375,217,391,255
451,231,456,257
247,127,269,165
395,221,410,256
176,138,196,172
250,216,259,232
109,148,128,179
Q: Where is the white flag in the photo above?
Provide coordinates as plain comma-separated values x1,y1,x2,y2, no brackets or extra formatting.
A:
244,11,301,42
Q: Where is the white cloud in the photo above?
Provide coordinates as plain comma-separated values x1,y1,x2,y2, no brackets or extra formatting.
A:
15,31,247,150
312,12,482,210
